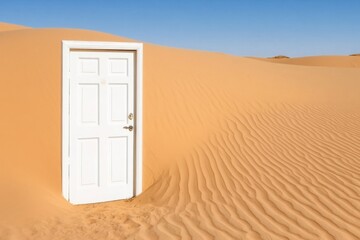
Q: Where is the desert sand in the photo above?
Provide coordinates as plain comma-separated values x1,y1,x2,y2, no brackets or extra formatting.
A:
0,23,359,240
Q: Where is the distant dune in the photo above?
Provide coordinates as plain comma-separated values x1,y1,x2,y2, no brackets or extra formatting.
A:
0,23,360,239
269,55,290,59
255,55,360,68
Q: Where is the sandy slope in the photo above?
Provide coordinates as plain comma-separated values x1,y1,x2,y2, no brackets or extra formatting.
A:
254,55,360,68
0,22,29,32
0,23,360,239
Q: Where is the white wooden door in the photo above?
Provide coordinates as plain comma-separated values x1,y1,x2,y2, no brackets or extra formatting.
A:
69,51,135,204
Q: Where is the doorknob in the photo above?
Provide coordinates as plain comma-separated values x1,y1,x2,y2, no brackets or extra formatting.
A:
128,113,134,120
123,125,133,131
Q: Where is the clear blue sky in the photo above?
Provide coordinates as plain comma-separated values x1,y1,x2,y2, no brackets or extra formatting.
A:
1,0,360,57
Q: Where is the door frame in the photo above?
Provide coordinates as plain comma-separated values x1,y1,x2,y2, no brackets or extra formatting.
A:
62,40,143,202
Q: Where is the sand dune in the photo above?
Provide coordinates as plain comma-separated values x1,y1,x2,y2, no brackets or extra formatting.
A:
0,23,360,239
255,55,360,68
0,22,29,32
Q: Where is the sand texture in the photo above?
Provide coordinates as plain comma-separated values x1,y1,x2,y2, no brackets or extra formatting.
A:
0,23,360,239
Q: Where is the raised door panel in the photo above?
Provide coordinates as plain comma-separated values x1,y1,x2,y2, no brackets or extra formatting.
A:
108,58,128,76
78,84,99,125
109,137,128,184
108,84,128,124
79,58,99,75
78,138,99,186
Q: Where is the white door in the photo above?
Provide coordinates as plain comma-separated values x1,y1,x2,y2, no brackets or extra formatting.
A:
68,51,135,204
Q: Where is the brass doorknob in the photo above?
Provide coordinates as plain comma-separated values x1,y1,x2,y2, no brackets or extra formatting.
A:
128,113,134,120
123,125,133,131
